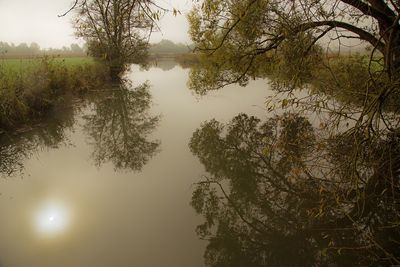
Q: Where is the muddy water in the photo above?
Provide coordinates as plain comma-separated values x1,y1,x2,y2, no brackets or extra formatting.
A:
0,62,269,267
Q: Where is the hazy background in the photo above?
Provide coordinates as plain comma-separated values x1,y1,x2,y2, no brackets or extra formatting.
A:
0,0,193,48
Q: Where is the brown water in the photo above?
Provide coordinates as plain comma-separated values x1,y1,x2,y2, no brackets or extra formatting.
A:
0,62,269,267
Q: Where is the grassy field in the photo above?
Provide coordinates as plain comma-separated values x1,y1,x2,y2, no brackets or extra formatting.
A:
0,56,95,72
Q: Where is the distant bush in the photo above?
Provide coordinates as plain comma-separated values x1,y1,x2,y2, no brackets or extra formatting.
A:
149,39,193,54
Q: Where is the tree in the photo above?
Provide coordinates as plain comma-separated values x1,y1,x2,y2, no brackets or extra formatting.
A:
190,113,400,266
73,0,163,79
15,43,29,55
29,42,41,55
189,0,400,76
83,82,160,171
188,0,400,141
149,39,191,54
186,2,400,265
70,43,84,54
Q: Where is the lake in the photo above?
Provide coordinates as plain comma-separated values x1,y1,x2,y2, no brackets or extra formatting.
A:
0,62,269,267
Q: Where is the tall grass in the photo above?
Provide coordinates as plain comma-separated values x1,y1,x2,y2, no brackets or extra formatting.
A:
0,57,94,72
0,56,109,130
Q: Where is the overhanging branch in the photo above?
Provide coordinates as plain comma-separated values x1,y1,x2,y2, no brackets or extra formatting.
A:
297,20,386,53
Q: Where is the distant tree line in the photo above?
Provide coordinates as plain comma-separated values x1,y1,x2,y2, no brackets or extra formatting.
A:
0,39,193,59
0,42,86,57
149,39,193,55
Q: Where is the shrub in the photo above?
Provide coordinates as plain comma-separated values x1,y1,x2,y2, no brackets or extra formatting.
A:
0,57,109,130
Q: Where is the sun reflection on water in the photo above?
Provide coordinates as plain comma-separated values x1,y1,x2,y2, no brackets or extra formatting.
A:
34,201,71,237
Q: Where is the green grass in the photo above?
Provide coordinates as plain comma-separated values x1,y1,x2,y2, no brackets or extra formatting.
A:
0,56,108,130
324,54,384,73
0,57,95,72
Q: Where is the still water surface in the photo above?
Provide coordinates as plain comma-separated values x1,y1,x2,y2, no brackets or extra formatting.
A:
0,62,269,267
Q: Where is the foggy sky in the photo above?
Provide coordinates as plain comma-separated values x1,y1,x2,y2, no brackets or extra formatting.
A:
0,0,193,49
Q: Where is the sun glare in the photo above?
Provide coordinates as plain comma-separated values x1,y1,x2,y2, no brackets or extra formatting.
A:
35,202,70,236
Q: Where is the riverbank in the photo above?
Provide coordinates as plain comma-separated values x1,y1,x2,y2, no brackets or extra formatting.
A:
0,56,109,131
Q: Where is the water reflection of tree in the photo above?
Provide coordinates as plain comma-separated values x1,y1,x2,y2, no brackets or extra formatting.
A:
84,82,160,171
190,113,400,266
0,106,75,177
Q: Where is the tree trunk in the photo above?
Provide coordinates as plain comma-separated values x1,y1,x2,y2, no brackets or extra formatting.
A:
109,65,123,81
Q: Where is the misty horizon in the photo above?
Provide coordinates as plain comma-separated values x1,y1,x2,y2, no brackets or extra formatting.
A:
0,0,193,49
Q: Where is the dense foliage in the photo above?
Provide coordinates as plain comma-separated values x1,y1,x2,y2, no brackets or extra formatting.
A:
190,113,400,266
188,1,400,265
187,0,400,130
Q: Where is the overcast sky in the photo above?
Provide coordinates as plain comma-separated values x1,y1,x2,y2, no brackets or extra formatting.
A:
0,0,193,48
